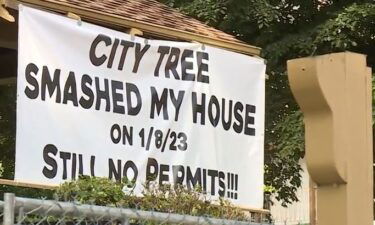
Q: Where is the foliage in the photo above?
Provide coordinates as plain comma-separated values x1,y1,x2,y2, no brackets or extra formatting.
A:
262,1,375,205
55,176,249,222
0,85,16,179
57,176,127,206
264,111,304,206
159,0,375,206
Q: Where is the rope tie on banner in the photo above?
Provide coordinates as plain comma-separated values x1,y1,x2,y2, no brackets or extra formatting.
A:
201,43,206,51
67,12,82,26
0,0,15,22
129,28,144,42
192,41,206,51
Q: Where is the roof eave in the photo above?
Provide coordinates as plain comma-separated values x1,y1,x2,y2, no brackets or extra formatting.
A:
5,0,261,56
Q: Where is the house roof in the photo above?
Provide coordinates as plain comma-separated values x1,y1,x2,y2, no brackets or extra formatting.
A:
65,0,239,43
6,0,261,55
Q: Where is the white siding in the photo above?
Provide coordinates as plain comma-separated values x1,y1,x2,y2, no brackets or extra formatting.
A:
270,160,310,225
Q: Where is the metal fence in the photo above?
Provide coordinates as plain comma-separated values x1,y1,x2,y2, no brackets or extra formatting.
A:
0,193,272,225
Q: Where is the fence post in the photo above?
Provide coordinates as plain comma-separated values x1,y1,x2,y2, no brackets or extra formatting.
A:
3,193,15,225
121,219,130,225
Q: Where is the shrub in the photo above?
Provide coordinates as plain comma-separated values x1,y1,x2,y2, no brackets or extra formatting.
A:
55,176,249,222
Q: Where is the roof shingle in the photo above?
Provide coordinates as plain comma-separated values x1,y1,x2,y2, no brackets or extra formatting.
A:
53,0,241,43
9,0,260,55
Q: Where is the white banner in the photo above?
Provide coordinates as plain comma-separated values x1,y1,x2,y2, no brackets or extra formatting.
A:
16,6,266,208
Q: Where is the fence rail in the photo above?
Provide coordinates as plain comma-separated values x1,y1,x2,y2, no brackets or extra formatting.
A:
0,193,271,225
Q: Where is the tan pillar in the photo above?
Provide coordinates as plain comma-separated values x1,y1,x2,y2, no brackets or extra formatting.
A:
287,52,373,225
